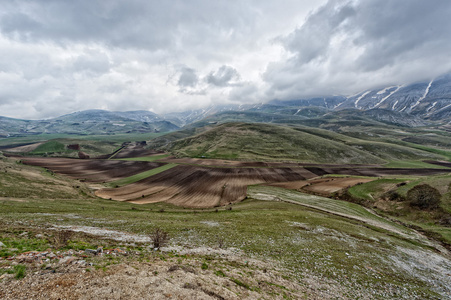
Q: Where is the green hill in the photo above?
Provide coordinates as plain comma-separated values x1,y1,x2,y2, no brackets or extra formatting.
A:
167,123,379,163
164,123,444,164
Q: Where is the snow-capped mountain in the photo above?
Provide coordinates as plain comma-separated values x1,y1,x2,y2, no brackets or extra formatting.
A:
336,74,451,121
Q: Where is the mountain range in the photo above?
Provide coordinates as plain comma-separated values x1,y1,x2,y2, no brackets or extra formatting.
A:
1,74,451,137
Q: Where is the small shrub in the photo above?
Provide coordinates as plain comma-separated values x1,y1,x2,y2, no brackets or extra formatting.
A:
150,228,169,249
217,237,224,249
53,230,73,249
201,262,208,270
383,190,406,202
407,184,441,209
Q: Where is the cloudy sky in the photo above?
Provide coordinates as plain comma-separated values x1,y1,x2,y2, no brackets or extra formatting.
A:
1,0,451,119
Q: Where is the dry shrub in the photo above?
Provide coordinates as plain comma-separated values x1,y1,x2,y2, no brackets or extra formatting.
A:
53,230,73,248
151,228,169,249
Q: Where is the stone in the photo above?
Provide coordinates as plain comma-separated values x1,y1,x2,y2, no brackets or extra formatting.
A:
58,256,77,265
85,249,97,255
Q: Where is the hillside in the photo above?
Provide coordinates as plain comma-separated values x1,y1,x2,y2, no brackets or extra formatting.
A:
163,123,444,164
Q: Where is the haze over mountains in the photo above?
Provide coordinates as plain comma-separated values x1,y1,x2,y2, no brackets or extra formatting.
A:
1,74,451,137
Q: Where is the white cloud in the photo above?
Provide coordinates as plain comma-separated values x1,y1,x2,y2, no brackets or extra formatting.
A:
0,0,450,119
263,0,451,100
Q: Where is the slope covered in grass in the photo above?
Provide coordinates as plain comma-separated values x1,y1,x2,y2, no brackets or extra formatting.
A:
168,123,383,163
166,123,443,164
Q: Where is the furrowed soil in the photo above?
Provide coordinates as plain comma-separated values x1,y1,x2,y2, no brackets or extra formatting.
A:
22,156,451,208
21,158,165,183
160,157,382,168
268,177,375,196
111,143,162,159
95,165,318,207
2,142,44,153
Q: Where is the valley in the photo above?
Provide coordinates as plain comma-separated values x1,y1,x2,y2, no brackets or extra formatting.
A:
1,91,451,298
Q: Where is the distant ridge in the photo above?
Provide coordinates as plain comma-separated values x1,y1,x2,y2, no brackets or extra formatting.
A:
1,72,451,137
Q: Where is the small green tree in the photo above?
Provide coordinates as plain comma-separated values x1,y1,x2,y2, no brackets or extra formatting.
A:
407,184,441,209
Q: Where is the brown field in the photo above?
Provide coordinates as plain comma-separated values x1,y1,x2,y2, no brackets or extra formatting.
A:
95,165,319,208
112,143,162,159
21,157,165,183
424,160,451,168
304,166,451,177
160,157,382,168
21,156,451,208
267,177,375,196
3,142,44,153
303,177,374,195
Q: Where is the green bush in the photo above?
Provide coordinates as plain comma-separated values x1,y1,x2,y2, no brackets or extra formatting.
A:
407,184,441,209
14,265,26,279
383,190,406,202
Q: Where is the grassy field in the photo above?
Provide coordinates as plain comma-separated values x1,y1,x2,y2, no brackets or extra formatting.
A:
383,160,449,169
1,187,449,298
1,140,451,298
107,163,178,187
30,140,66,154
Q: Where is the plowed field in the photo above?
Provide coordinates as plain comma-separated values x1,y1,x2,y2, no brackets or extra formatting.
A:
95,165,318,208
267,177,375,196
160,157,381,168
21,158,165,183
113,143,162,159
22,156,451,208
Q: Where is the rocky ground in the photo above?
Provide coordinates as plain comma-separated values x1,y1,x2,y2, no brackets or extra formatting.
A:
0,246,319,300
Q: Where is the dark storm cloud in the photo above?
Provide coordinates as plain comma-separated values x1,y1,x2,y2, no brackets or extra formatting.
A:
264,0,451,99
206,65,241,87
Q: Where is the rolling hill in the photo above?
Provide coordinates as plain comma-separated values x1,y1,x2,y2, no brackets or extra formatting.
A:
161,122,444,164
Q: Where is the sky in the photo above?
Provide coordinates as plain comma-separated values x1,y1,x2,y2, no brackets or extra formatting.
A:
1,0,451,119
